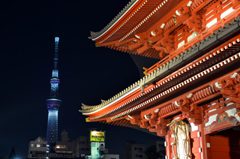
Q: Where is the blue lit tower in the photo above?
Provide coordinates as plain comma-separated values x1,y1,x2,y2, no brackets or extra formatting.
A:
46,37,61,147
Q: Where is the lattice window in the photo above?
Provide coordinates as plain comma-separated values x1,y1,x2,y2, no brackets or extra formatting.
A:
204,0,235,29
220,0,234,19
204,2,219,28
187,31,198,42
175,26,192,49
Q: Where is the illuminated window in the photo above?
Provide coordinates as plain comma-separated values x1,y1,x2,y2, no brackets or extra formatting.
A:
221,7,234,19
187,32,198,42
206,18,217,28
177,41,185,49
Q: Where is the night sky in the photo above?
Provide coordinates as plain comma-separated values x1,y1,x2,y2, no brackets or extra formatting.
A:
0,0,160,157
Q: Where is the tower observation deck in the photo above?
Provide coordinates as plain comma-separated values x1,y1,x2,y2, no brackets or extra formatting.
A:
46,37,61,147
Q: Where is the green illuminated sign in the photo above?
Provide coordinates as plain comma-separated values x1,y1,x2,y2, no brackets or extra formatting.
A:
90,131,105,142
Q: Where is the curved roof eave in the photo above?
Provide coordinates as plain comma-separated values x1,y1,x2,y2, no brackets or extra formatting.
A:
89,0,139,41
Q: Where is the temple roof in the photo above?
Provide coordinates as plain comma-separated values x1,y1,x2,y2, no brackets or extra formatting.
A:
89,0,181,58
83,0,240,127
89,0,138,40
81,15,240,120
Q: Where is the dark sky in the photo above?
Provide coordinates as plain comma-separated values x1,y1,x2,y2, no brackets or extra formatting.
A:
0,0,159,157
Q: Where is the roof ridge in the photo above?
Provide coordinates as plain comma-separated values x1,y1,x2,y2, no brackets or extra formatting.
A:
89,0,139,40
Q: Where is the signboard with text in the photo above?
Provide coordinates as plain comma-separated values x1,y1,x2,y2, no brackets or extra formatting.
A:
90,131,105,142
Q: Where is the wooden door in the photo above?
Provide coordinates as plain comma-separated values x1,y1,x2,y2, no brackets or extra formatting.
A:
206,128,240,159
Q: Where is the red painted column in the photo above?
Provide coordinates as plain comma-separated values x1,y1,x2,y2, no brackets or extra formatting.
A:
165,131,171,159
190,122,205,159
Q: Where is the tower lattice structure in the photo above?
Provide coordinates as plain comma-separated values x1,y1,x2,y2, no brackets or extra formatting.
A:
46,37,61,147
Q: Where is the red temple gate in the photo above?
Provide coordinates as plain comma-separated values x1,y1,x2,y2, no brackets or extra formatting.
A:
80,0,240,158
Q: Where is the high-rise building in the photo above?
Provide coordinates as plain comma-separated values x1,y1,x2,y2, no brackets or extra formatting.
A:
28,137,48,159
89,130,105,159
46,37,61,149
125,142,147,159
103,154,119,159
74,136,91,158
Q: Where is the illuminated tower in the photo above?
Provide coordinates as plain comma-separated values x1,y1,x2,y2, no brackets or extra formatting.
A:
46,37,61,147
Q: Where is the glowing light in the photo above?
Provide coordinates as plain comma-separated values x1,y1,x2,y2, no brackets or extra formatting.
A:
55,37,60,43
187,1,193,7
36,144,41,148
214,82,222,89
160,23,165,29
177,40,185,48
48,110,58,117
91,142,101,158
174,101,180,107
154,109,159,113
150,31,156,37
187,32,198,42
127,115,133,119
175,10,181,16
144,115,150,120
206,18,217,28
52,70,58,78
221,7,234,19
134,34,141,39
231,72,238,78
51,83,58,91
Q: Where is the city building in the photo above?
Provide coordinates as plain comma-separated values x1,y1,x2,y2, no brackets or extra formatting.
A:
28,137,48,159
125,142,146,159
85,130,119,159
53,131,91,158
90,130,105,159
103,154,119,159
155,140,165,159
73,136,91,158
155,141,164,154
28,131,91,159
80,0,240,158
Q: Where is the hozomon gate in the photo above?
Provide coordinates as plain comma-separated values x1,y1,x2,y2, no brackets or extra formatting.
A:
80,0,240,158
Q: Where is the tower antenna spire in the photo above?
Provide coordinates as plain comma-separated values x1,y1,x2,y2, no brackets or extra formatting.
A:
54,37,60,70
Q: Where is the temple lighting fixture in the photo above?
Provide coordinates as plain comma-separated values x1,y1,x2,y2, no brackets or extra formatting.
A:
220,7,234,19
134,34,141,39
206,18,217,28
127,115,133,119
186,93,193,99
144,114,150,120
160,23,165,29
214,82,222,89
187,1,193,7
231,72,238,78
150,31,156,37
154,108,159,113
175,10,181,16
174,101,180,107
